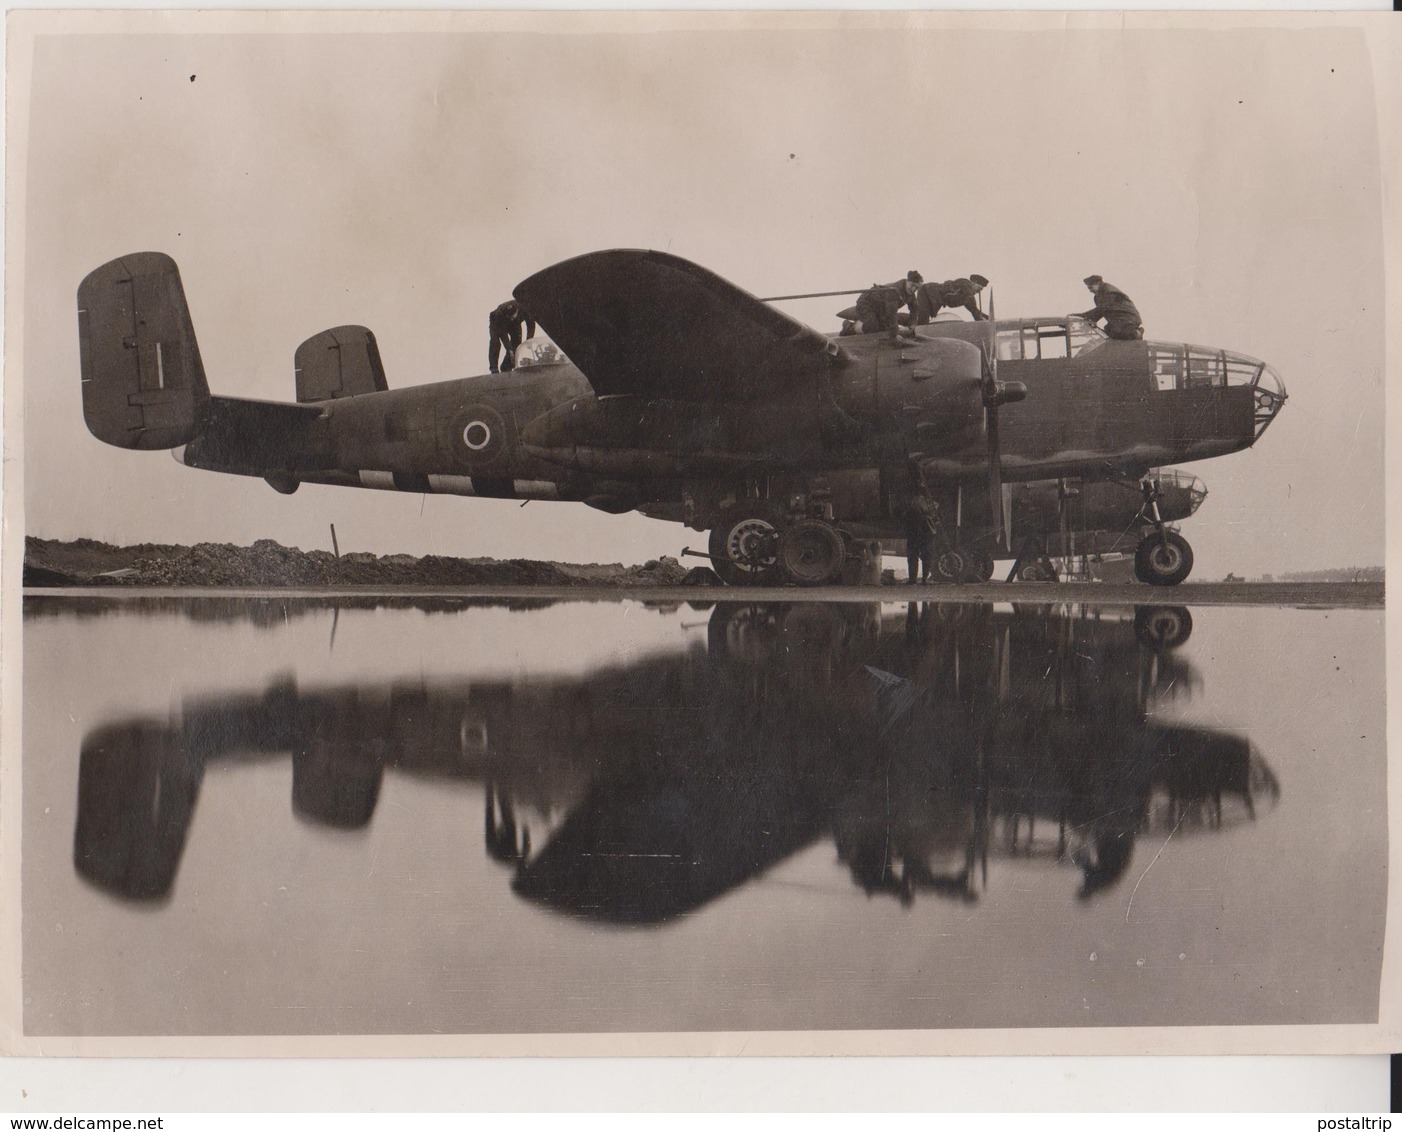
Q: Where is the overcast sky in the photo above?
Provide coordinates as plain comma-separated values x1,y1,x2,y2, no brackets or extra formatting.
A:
11,13,1389,576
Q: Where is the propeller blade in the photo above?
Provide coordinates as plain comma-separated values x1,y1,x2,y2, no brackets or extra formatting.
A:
980,339,1008,551
1001,481,1013,550
986,406,1005,550
977,333,1025,553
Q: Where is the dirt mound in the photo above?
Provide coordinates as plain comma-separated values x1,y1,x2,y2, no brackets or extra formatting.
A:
24,536,689,588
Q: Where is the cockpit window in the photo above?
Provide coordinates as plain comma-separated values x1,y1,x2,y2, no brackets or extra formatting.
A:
1152,344,1278,392
1067,316,1106,356
1037,324,1069,359
1153,345,1229,390
997,317,1105,361
1021,322,1070,360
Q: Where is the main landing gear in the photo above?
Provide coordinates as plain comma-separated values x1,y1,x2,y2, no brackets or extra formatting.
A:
706,503,849,587
1133,480,1194,586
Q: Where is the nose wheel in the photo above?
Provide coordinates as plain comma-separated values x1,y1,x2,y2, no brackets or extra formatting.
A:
1134,478,1194,586
1134,605,1194,649
1134,529,1194,586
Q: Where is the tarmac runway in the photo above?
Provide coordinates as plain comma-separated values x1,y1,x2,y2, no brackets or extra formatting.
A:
23,581,1384,608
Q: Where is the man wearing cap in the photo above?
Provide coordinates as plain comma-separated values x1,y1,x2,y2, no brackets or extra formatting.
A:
488,298,537,373
904,470,941,584
1078,276,1143,340
853,271,924,338
913,276,991,324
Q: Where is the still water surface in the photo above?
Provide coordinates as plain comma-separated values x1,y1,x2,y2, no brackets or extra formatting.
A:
22,594,1386,1035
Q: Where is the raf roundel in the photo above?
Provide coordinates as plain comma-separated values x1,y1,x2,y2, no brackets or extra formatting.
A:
448,403,509,469
462,420,492,451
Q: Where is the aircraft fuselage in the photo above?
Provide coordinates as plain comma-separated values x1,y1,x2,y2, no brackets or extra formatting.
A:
178,322,1276,518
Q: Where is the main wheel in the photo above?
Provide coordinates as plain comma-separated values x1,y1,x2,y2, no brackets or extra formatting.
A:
777,519,846,586
1134,605,1194,650
708,504,782,586
707,603,784,663
1134,531,1194,586
934,549,965,583
963,549,996,583
1016,560,1054,582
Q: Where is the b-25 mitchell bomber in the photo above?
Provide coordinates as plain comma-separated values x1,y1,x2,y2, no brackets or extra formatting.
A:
78,250,1287,585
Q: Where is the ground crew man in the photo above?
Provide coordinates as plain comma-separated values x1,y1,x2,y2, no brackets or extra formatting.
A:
913,276,990,324
853,271,923,337
488,299,536,373
1078,276,1143,340
904,469,941,584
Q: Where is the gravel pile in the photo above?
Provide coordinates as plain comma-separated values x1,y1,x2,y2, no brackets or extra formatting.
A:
25,536,690,588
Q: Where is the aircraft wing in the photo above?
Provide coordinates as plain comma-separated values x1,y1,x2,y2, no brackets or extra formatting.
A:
513,249,847,401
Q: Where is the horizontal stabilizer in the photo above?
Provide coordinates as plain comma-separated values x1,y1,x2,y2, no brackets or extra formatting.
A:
78,252,210,449
180,395,325,476
294,325,388,403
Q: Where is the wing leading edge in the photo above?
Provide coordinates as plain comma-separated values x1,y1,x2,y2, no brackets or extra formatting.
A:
513,249,847,403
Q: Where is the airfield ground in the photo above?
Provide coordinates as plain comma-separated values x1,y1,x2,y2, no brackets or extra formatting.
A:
22,581,1384,608
22,537,1382,607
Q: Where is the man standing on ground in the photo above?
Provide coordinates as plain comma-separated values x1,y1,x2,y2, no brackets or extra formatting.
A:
904,469,941,584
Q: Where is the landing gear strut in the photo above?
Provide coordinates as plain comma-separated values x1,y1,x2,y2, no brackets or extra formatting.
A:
1006,539,1059,583
1133,480,1194,586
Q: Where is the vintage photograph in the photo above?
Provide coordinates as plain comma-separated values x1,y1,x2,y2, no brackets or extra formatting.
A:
3,11,1394,1056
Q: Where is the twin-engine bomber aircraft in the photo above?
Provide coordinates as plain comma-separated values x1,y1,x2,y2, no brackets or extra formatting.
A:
77,249,1286,586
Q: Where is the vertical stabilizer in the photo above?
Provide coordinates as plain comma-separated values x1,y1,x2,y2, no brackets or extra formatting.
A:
294,325,388,403
78,252,211,449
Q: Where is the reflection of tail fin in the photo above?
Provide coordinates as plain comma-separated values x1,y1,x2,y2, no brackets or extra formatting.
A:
292,737,383,829
74,721,203,901
78,252,210,449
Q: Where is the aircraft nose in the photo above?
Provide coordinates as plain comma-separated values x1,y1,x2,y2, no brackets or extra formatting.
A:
1250,363,1286,440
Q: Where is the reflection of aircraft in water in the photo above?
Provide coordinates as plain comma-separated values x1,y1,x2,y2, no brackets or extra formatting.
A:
75,601,1277,917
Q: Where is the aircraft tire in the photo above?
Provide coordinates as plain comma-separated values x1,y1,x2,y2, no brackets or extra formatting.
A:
707,602,785,663
708,504,783,586
777,519,846,586
1134,531,1194,586
1134,605,1194,650
934,550,965,584
964,549,996,583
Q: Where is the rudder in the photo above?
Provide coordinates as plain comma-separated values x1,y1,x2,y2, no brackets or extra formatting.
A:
77,252,211,450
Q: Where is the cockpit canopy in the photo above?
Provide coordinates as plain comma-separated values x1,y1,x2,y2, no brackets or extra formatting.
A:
513,338,569,369
995,316,1106,361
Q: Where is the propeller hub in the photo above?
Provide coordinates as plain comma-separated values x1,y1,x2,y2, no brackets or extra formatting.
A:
985,380,1027,408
